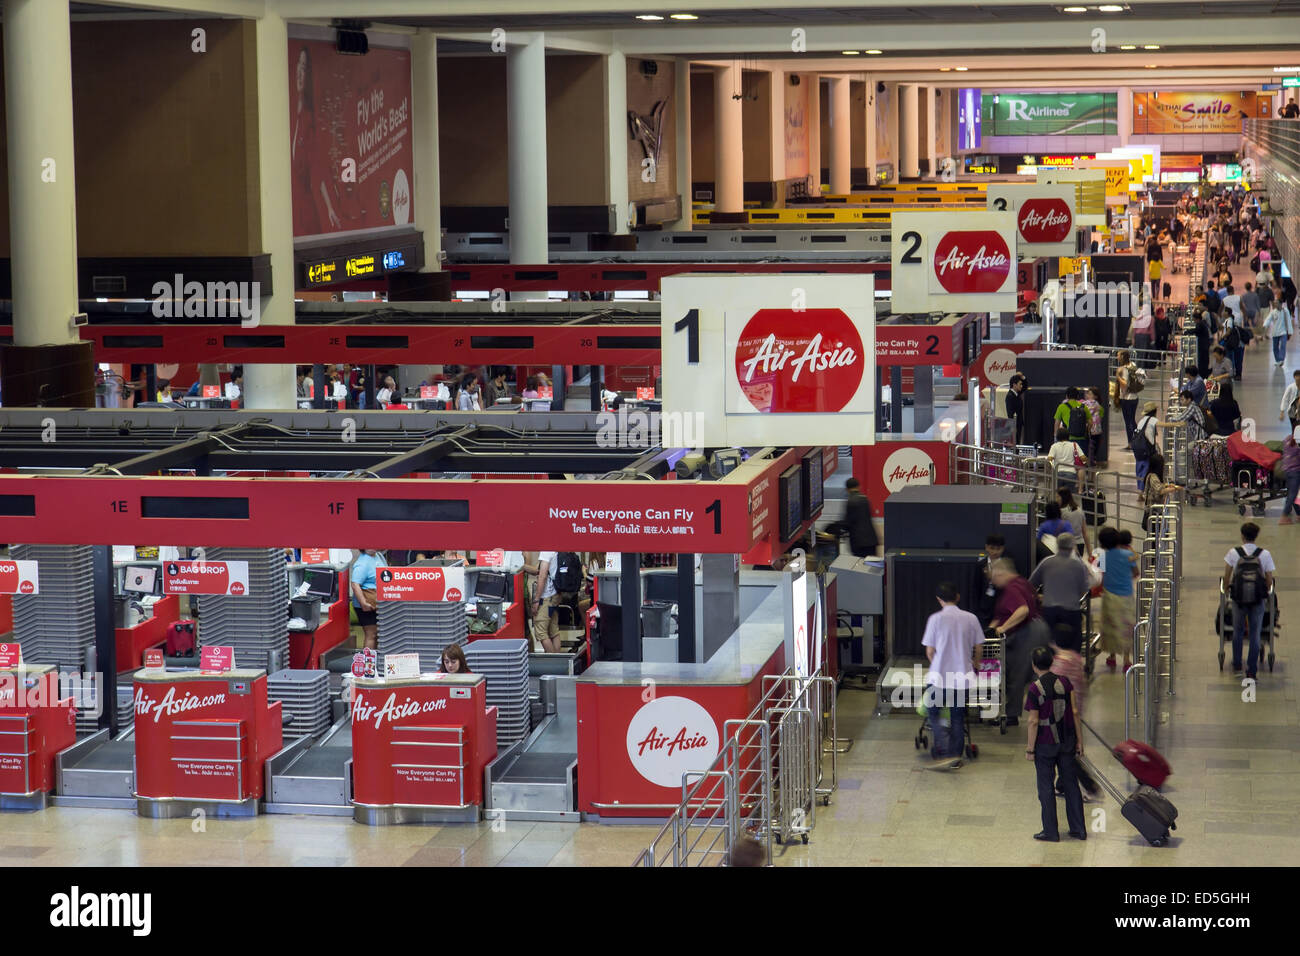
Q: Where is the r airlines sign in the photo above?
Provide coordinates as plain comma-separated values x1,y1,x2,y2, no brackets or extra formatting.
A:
891,211,1018,314
661,274,875,448
985,183,1078,256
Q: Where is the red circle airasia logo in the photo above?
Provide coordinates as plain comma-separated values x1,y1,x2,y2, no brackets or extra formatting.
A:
733,308,864,413
1017,198,1072,244
933,231,1012,294
229,581,245,596
18,580,34,594
446,587,462,602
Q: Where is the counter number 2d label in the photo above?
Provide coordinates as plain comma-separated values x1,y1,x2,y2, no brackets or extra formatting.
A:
890,211,1020,315
660,273,876,449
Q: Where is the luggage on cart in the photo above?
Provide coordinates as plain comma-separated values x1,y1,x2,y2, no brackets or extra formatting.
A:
1085,756,1178,847
1080,718,1172,788
165,619,197,656
1226,431,1282,472
1190,438,1231,484
1215,582,1279,673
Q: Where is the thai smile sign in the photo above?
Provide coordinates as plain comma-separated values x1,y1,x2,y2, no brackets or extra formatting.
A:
1133,91,1256,134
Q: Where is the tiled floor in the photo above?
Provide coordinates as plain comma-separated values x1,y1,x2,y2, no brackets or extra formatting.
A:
3,249,1299,867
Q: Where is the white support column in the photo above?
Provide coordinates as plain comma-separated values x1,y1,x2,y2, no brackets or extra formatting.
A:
607,50,630,234
713,62,743,214
769,69,786,190
923,86,938,178
411,30,442,274
899,83,920,180
829,75,851,195
244,9,297,410
807,74,821,194
5,0,78,348
508,33,549,270
864,75,877,186
669,58,692,230
1117,86,1133,147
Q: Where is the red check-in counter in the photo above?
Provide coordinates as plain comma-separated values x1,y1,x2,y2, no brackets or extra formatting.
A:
350,672,498,825
288,571,352,670
0,664,77,811
576,593,788,819
132,668,282,817
115,595,180,672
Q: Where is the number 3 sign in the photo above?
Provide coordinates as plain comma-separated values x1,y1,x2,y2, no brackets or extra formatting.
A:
890,211,1019,314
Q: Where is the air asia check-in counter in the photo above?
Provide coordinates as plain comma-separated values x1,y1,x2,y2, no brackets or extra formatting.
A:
0,661,77,811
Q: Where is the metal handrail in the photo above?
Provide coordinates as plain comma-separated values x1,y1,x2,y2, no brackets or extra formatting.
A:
1124,662,1147,743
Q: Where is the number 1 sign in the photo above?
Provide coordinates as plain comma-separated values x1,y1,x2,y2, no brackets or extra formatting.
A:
660,274,875,448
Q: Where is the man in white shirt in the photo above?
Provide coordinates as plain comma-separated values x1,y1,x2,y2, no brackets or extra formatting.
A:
1223,522,1276,679
1281,369,1300,432
921,580,985,769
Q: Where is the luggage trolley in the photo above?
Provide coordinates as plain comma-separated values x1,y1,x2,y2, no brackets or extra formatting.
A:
1216,581,1280,673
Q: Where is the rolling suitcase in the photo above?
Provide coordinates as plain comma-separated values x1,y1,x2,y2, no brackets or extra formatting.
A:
1084,757,1178,847
1080,719,1171,788
165,619,197,656
1081,489,1107,528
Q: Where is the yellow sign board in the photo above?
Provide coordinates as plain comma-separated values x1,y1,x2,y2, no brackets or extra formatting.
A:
1058,256,1092,276
345,255,377,278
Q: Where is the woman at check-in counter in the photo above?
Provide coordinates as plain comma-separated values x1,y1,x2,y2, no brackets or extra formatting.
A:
440,644,471,674
350,549,386,651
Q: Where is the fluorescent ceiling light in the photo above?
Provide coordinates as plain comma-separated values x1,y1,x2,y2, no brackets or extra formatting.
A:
866,49,883,55
1273,66,1300,73
1062,5,1088,12
635,14,664,20
1098,4,1125,11
669,12,698,19
939,67,952,71
1145,64,1157,68
1143,44,1160,50
841,50,860,55
955,66,969,71
1119,44,1136,50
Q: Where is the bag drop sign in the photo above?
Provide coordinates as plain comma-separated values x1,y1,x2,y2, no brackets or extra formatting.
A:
375,566,466,602
733,309,865,414
0,560,39,595
163,560,249,596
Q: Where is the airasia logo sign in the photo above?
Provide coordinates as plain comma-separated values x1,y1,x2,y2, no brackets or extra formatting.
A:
933,231,1012,294
882,447,936,493
625,695,720,788
983,347,1019,386
734,308,864,413
1017,198,1072,244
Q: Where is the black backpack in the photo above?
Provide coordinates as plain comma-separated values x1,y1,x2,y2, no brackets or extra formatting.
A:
1067,402,1088,439
1222,325,1241,351
1131,417,1155,458
1230,547,1266,607
552,552,584,593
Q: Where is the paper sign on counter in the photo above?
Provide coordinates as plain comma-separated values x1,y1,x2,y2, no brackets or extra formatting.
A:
0,643,21,669
384,653,421,679
200,646,234,673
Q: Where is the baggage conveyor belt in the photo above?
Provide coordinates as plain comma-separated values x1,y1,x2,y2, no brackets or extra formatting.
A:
264,715,354,816
54,729,138,808
486,675,579,823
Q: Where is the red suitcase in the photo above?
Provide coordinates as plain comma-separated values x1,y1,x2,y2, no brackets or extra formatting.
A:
1081,719,1171,789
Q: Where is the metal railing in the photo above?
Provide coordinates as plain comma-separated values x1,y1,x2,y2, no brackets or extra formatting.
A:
632,668,837,866
1127,499,1182,745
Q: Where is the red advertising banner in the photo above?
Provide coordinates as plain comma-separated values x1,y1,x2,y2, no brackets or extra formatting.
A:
200,646,234,673
163,560,250,596
376,566,467,602
855,441,952,517
733,309,867,414
975,340,1041,388
930,231,1013,294
289,39,413,239
0,561,38,596
0,642,20,669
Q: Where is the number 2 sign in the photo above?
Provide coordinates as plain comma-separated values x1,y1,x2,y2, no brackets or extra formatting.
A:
890,211,1019,314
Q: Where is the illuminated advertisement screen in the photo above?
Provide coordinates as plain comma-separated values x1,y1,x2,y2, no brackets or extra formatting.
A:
958,88,982,150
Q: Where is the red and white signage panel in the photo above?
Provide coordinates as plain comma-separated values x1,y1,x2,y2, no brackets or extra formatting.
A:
376,566,467,602
0,560,39,595
200,646,235,673
0,642,21,669
300,548,330,564
975,340,1041,388
891,211,1018,314
855,441,953,517
163,560,250,596
144,648,165,670
476,550,505,568
875,325,958,367
662,274,876,447
635,387,656,400
623,695,720,789
202,385,221,398
986,183,1078,257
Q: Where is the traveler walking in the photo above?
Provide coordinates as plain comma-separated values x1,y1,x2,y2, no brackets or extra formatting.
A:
835,478,879,558
1025,646,1087,842
920,581,985,770
1083,387,1106,464
1054,387,1089,446
1047,623,1101,802
1242,281,1261,333
1223,523,1276,680
1279,427,1300,526
1139,452,1182,532
1005,374,1027,445
1208,345,1235,389
1264,296,1294,368
1132,400,1160,489
1131,298,1155,362
1280,368,1300,432
1048,428,1086,494
1114,350,1144,447
1096,525,1139,672
1209,381,1242,436
1057,487,1090,557
976,534,1010,628
1029,533,1092,652
989,558,1047,727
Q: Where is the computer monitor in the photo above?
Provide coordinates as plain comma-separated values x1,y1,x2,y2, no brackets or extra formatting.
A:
123,566,159,595
643,572,677,604
779,464,803,543
801,448,824,521
475,570,510,603
303,567,338,601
